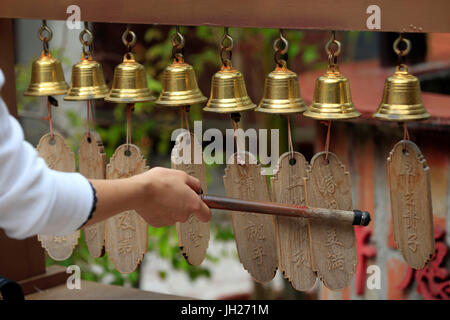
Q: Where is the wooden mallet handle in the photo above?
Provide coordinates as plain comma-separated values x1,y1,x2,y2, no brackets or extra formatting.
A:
201,194,371,227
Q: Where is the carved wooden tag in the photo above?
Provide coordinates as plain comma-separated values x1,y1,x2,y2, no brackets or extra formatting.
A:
387,140,434,269
79,131,106,258
105,144,149,273
223,152,278,283
271,152,316,291
304,151,357,290
171,132,210,266
36,132,80,261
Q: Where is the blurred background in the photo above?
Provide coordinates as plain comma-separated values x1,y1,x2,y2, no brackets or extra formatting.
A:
13,20,450,300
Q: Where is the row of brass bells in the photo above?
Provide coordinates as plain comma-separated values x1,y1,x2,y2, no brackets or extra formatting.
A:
373,64,430,122
24,51,68,96
156,59,207,107
65,54,109,100
203,65,256,113
105,52,155,103
256,62,307,114
303,65,361,120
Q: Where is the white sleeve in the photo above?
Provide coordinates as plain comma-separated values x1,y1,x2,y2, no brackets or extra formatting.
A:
0,70,93,239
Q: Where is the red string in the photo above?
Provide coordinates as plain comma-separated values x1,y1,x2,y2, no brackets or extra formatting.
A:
126,103,133,149
86,100,90,136
403,122,410,150
403,122,410,141
180,108,184,129
231,118,239,153
183,106,190,133
321,120,332,160
287,115,294,159
90,100,95,131
42,98,54,139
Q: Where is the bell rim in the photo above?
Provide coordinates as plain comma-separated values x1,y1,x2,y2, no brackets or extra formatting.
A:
155,95,208,107
303,109,361,120
203,103,256,113
255,106,308,114
104,95,156,103
24,88,68,97
255,99,308,114
372,111,431,122
64,94,109,101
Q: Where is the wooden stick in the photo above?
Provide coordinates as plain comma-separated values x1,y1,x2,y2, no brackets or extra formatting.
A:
201,194,371,227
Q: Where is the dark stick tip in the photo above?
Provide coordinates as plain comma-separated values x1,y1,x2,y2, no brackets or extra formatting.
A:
361,211,371,226
353,210,371,226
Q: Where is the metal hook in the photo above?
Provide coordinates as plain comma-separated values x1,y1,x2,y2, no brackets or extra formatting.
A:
220,27,233,68
393,34,412,57
274,29,289,66
122,26,137,51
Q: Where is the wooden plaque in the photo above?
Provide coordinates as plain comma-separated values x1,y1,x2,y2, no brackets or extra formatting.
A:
271,152,316,291
79,131,107,258
171,132,210,266
387,140,434,269
36,133,80,261
105,144,149,273
223,152,278,283
304,152,357,291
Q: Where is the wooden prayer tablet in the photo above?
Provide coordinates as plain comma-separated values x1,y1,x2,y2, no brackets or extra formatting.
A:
223,152,278,283
304,151,357,291
387,140,434,270
271,152,316,291
36,132,80,261
105,144,149,273
79,131,107,258
171,132,210,266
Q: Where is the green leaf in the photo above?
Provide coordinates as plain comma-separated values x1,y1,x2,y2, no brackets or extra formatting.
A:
302,45,319,64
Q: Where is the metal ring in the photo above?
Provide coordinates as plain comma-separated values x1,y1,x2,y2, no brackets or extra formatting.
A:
38,25,52,43
393,36,411,57
122,28,137,49
273,32,289,55
220,32,234,51
325,39,341,57
220,48,232,67
79,28,93,46
171,29,185,50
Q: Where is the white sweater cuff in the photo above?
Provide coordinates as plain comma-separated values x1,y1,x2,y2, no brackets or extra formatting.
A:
45,171,94,236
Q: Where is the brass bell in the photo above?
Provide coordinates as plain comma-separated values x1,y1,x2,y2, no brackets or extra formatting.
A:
65,54,109,101
105,53,155,103
24,51,68,96
373,65,430,122
203,66,256,113
303,65,361,120
256,64,307,114
156,60,207,107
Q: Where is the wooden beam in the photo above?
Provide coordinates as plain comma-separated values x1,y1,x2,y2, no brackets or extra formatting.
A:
0,0,449,33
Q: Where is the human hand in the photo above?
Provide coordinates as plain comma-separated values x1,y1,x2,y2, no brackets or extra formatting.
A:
129,167,211,227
